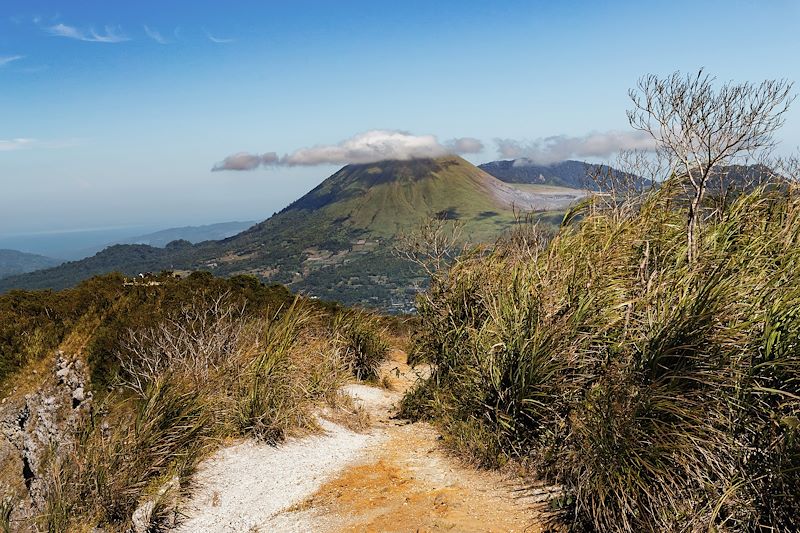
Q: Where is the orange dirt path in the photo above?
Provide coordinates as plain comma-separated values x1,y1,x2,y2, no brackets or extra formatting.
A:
286,349,542,533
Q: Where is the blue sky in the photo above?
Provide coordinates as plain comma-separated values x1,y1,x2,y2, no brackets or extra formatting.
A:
2,0,799,237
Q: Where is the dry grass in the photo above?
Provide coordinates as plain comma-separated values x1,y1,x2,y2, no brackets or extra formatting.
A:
405,181,800,531
321,392,372,433
34,297,363,532
330,309,390,381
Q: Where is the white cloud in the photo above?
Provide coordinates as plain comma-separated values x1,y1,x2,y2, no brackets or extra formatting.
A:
205,31,234,44
0,55,23,67
0,138,36,151
445,137,484,154
495,131,656,165
281,130,451,166
46,23,130,43
144,25,168,44
212,130,482,171
0,138,83,151
212,152,279,171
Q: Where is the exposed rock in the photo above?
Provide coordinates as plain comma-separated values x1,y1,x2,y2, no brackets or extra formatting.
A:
0,350,93,526
131,475,181,532
72,387,85,407
131,500,155,533
55,367,70,382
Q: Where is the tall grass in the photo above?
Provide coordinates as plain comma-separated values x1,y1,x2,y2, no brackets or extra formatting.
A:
331,309,389,380
36,297,354,531
0,495,13,533
405,182,800,531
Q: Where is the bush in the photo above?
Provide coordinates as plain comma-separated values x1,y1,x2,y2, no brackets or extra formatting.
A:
331,309,389,380
408,183,800,531
0,273,294,392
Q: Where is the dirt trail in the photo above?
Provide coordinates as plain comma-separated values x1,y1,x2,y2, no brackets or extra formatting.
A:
176,349,541,532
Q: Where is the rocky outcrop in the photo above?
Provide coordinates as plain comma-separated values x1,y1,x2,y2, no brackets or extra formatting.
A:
131,475,180,533
0,350,93,526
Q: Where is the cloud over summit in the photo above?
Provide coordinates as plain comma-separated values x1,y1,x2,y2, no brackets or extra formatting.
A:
495,131,656,165
212,130,484,171
212,129,656,172
212,152,279,171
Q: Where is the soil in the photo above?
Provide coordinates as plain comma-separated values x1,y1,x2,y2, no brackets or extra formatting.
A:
175,348,542,533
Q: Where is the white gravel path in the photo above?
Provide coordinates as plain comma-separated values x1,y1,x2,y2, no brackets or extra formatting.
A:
175,417,386,533
341,383,396,412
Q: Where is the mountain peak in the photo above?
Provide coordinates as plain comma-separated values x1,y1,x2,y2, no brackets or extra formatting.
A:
334,155,470,185
281,155,477,214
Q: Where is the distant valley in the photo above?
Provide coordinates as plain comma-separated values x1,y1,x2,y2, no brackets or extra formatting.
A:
0,157,596,308
113,221,257,248
0,249,61,279
0,221,257,262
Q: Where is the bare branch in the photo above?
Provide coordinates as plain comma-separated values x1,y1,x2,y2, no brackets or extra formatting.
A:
392,217,466,279
627,69,795,262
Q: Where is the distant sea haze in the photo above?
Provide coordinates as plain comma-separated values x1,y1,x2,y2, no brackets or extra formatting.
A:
0,221,255,260
0,226,161,260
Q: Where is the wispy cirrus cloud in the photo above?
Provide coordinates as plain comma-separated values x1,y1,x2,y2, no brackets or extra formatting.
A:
0,138,83,151
494,131,656,165
205,30,234,44
143,25,169,44
0,138,36,151
46,23,130,43
212,130,484,171
0,55,24,67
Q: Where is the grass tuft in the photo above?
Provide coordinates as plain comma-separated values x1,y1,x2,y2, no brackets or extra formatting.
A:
331,309,390,381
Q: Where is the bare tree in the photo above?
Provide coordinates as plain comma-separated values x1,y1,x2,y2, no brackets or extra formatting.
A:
393,217,466,279
586,148,666,218
627,70,794,262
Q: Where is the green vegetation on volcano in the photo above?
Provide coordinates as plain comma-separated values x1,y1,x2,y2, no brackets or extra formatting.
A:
0,156,581,308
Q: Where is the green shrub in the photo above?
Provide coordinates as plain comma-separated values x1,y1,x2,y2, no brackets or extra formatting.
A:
408,184,800,531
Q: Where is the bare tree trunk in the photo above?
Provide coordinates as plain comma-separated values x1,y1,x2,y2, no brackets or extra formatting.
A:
687,204,695,264
687,185,704,264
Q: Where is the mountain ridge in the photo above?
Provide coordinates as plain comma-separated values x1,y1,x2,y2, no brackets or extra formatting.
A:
0,156,584,307
0,249,62,279
479,159,599,188
115,221,258,248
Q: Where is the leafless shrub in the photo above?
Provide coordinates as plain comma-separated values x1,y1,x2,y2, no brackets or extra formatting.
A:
393,217,466,279
117,292,248,396
495,208,551,263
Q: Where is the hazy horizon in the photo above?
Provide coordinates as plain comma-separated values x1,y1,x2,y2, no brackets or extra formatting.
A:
3,0,799,237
